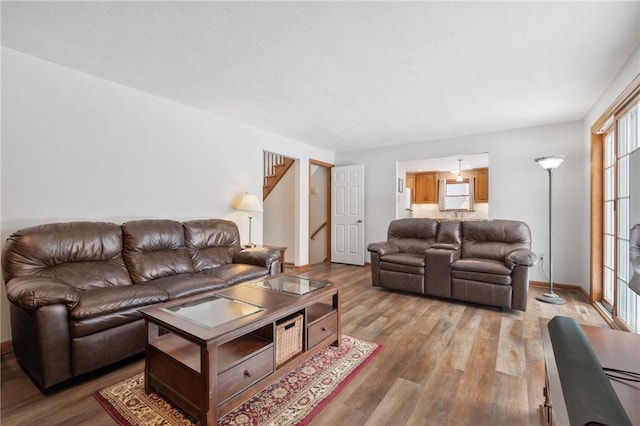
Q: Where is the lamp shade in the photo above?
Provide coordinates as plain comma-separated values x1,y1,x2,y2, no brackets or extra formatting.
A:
535,155,566,170
236,193,263,212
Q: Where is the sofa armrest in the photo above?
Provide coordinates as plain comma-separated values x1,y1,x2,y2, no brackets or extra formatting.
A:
367,241,400,256
233,247,281,271
505,249,538,269
5,276,79,310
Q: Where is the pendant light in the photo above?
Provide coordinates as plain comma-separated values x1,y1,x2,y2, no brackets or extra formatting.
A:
456,159,463,182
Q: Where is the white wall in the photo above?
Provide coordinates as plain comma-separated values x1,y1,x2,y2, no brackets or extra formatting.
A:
264,165,296,263
336,121,585,287
0,47,333,342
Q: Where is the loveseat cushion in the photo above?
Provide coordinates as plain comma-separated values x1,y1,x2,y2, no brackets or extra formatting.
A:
123,219,195,283
461,220,532,261
202,264,269,285
146,273,227,299
381,253,425,267
380,253,425,275
437,220,462,245
70,285,168,320
451,258,512,285
184,219,241,271
2,221,132,289
387,218,438,254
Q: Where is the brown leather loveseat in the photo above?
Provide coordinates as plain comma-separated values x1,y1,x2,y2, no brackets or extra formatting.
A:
2,218,281,389
368,218,537,311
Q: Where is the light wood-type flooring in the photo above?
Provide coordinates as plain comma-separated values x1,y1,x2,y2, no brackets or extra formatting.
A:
1,263,610,425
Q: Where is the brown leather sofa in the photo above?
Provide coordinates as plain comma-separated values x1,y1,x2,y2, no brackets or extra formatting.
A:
368,218,537,311
2,218,281,390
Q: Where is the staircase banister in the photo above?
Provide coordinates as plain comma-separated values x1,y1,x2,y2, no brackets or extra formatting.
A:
310,222,328,240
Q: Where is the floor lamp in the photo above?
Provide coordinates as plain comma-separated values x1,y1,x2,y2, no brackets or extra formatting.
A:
535,155,566,305
236,193,263,248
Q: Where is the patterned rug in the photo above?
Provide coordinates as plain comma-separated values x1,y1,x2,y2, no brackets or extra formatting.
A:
95,335,381,426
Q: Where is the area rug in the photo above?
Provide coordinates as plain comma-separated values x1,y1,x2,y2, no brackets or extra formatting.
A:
95,335,381,426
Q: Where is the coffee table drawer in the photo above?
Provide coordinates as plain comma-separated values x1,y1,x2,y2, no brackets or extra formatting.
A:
307,312,337,349
217,347,274,403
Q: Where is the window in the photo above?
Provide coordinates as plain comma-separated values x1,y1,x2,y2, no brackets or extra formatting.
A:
439,179,475,211
592,76,640,333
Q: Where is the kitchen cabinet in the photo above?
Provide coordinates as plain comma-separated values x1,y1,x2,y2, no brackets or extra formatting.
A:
474,168,489,202
414,172,438,204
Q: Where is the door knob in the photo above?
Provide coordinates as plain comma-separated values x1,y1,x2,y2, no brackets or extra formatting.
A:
356,219,363,223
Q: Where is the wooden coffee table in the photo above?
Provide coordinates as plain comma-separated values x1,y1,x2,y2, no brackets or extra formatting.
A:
139,275,341,425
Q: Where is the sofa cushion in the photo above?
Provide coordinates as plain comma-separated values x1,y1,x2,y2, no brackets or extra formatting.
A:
461,220,532,261
70,285,168,320
184,219,242,271
387,218,438,254
145,273,227,300
202,264,269,285
2,221,132,289
123,219,195,283
70,307,144,338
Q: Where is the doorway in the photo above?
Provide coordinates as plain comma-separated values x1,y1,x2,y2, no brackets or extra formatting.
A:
263,151,297,267
309,160,332,265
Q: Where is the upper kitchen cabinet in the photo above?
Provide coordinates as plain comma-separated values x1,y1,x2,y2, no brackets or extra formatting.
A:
414,172,438,204
474,168,489,202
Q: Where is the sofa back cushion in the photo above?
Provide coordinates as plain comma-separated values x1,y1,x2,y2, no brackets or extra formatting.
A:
387,218,439,254
437,220,462,245
122,219,194,283
184,219,242,272
2,222,132,289
461,220,531,261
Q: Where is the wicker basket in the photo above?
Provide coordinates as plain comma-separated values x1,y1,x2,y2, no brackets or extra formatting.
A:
276,314,303,366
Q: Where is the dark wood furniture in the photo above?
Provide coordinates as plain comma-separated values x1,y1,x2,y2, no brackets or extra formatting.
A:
540,318,640,425
139,275,341,425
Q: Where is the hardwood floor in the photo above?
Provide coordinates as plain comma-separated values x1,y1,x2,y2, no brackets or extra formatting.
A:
1,263,609,425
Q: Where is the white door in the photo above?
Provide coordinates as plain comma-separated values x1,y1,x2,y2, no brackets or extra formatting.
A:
331,164,365,265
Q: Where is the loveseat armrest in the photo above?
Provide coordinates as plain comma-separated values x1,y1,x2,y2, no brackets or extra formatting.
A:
431,243,459,251
367,241,400,256
233,247,281,273
505,248,538,269
5,276,79,310
425,246,460,298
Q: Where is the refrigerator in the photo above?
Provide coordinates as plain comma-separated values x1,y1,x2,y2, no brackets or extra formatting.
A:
404,188,413,217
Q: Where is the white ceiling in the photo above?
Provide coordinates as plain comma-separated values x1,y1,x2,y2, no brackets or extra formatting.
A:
2,1,639,153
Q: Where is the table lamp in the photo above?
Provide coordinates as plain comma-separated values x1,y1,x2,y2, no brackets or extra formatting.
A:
236,193,263,248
